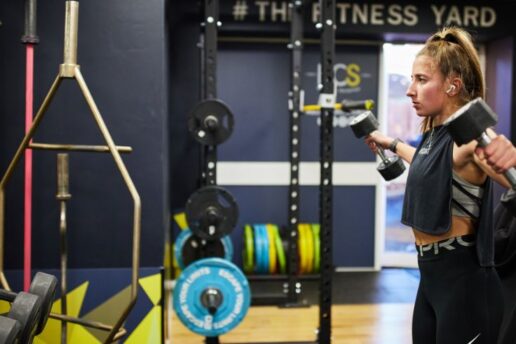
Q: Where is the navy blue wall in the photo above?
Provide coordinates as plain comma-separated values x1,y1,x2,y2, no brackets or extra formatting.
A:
0,0,168,268
214,43,379,267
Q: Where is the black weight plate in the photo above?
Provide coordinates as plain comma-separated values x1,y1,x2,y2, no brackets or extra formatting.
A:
378,156,405,181
187,99,234,145
29,272,58,334
186,186,239,240
0,316,20,344
8,292,41,344
181,234,227,268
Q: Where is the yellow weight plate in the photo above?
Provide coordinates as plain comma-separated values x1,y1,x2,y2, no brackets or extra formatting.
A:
303,224,314,274
266,224,277,274
297,224,307,274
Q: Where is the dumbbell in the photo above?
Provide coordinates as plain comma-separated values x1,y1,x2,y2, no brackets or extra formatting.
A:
0,272,57,342
349,111,406,181
0,315,21,344
0,291,41,343
444,98,516,215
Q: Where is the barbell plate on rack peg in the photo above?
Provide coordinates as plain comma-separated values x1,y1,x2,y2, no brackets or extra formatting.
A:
297,224,305,274
255,224,266,274
173,258,251,337
312,224,321,273
187,99,235,145
259,225,270,274
243,225,254,274
266,224,277,274
303,224,314,274
186,186,239,240
174,229,233,269
272,225,287,274
253,225,262,274
252,225,261,274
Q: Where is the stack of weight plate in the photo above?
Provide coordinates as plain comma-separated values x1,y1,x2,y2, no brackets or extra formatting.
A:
243,224,320,275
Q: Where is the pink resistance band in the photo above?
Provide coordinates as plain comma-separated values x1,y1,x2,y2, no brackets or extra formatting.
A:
24,44,34,291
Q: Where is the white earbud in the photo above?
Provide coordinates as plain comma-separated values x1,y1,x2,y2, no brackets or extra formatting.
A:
446,85,456,94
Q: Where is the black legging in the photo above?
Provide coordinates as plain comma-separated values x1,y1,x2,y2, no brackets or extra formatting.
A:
413,242,504,344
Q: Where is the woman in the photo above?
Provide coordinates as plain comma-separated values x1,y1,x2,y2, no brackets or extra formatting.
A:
365,27,509,343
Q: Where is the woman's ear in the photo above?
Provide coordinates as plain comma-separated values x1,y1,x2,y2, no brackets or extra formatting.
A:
446,78,461,96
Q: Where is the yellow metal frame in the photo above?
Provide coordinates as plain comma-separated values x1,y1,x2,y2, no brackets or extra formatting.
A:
0,2,141,342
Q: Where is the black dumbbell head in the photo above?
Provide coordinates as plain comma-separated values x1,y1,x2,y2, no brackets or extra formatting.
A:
349,111,379,138
377,156,406,181
444,98,498,146
8,292,42,343
0,316,21,343
29,272,58,334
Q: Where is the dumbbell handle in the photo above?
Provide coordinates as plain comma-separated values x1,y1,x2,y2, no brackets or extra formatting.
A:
376,146,390,165
0,289,17,302
478,132,516,188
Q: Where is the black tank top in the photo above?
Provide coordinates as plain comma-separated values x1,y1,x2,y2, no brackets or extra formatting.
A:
401,125,495,267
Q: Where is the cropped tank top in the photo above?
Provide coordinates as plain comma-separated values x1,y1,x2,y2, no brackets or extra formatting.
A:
401,125,495,267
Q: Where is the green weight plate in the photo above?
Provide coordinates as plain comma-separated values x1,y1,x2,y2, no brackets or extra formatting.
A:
271,225,286,274
243,225,254,274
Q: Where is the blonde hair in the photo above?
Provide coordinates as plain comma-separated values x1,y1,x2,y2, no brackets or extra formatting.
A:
417,27,484,132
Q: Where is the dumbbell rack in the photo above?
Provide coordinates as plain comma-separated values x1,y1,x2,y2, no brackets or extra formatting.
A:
0,2,141,343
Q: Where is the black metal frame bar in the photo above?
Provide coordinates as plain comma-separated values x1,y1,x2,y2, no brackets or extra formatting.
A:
201,1,221,342
201,0,218,187
196,1,336,342
317,0,335,342
286,0,304,306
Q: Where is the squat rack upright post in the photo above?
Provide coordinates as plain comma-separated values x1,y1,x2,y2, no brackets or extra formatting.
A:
317,0,336,342
199,0,219,187
286,0,304,306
